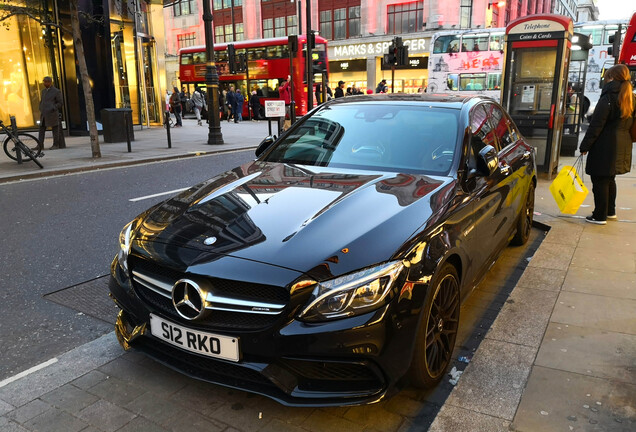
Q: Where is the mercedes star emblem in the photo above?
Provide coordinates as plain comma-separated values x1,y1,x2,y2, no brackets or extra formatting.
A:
172,279,206,320
203,236,217,245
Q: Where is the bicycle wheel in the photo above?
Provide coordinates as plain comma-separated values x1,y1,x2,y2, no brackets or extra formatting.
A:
3,133,42,161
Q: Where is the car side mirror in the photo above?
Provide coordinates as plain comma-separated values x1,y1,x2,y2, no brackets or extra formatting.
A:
475,145,498,177
255,135,276,157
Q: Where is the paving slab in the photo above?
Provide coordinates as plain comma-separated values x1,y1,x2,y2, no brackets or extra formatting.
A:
576,231,636,253
515,266,567,291
542,220,584,246
511,366,636,432
0,332,122,407
442,339,536,420
4,400,51,424
429,404,510,432
562,266,636,300
551,291,636,335
23,407,88,432
77,399,136,432
570,247,636,273
527,242,576,271
486,287,558,348
535,322,636,384
40,383,100,413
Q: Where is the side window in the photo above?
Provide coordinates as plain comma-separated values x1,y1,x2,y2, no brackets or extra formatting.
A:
468,105,496,171
490,105,518,149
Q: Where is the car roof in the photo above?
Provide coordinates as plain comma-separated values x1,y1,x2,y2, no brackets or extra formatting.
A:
323,93,491,110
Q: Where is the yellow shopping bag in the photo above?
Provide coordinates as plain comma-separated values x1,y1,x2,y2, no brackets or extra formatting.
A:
549,163,589,214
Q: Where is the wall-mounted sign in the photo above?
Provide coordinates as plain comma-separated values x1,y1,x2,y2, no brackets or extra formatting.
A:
331,38,429,59
329,59,367,73
381,56,429,70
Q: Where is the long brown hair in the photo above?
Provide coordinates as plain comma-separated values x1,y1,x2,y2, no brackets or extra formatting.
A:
604,64,634,119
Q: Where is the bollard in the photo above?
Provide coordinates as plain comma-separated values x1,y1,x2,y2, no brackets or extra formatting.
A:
10,116,22,164
164,110,172,149
124,111,132,153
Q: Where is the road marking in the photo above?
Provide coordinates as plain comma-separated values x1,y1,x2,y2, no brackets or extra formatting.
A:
0,358,58,388
129,187,189,202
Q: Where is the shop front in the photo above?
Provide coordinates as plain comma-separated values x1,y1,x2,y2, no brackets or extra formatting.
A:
0,0,165,133
328,36,430,95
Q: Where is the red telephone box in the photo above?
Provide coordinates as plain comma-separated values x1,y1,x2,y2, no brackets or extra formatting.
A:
501,14,573,175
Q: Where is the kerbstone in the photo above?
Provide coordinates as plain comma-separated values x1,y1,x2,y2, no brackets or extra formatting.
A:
429,405,510,432
487,288,558,347
443,339,535,420
527,242,576,271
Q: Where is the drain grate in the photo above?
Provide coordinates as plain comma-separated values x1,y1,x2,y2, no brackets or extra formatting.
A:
44,275,119,324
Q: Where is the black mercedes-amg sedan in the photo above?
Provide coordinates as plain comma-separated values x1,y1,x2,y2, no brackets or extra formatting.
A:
109,94,536,406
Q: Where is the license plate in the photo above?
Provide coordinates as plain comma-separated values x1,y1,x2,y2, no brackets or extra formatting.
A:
149,314,240,362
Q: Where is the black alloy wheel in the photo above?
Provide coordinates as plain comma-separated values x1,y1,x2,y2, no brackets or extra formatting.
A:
409,262,460,387
511,182,535,246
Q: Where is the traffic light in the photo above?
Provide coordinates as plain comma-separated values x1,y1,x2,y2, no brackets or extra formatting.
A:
607,30,621,57
236,53,247,72
397,45,409,67
383,42,398,66
228,43,236,73
288,35,298,53
308,31,316,49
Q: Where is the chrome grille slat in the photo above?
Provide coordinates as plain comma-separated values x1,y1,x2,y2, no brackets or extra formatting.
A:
132,269,286,315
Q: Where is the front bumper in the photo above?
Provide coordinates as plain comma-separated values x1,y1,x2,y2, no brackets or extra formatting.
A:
109,257,422,407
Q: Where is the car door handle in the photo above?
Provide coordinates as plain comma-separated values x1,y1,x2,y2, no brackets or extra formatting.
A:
500,165,512,175
522,151,531,160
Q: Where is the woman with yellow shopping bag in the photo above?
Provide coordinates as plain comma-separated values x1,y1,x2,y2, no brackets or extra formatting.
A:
579,64,635,225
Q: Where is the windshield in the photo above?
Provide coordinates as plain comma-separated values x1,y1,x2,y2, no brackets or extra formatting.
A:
262,103,460,174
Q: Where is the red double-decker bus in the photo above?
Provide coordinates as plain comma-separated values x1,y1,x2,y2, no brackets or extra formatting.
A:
179,35,328,118
617,12,636,82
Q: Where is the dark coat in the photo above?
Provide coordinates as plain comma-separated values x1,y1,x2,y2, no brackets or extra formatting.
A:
39,85,63,126
226,90,237,110
334,87,344,98
579,80,634,176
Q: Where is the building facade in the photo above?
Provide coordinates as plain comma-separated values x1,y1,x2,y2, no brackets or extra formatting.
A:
164,0,580,94
0,0,166,133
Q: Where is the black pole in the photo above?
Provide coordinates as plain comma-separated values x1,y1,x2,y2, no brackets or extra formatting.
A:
305,1,313,111
289,40,296,124
164,110,172,148
203,0,224,145
297,1,302,35
391,66,395,93
230,0,236,42
125,111,132,152
11,116,22,164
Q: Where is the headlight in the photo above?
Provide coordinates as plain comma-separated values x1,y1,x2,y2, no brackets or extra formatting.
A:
298,261,404,322
117,221,135,273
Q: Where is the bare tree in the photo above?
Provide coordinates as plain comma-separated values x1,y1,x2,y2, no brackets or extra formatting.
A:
0,0,102,157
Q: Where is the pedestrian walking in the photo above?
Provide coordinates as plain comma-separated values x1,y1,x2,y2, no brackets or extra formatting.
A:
37,76,64,150
579,64,635,224
169,86,183,127
334,81,345,98
226,85,238,123
278,76,291,130
235,89,244,122
191,86,207,126
375,79,388,93
180,87,189,115
249,90,261,120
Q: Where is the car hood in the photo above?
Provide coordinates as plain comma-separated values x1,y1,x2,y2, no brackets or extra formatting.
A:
131,161,454,280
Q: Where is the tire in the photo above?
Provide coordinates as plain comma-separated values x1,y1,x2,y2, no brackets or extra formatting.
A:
409,262,460,388
3,133,42,161
511,182,535,246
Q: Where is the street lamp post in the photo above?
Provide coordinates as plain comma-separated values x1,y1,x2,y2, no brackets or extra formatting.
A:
202,0,224,145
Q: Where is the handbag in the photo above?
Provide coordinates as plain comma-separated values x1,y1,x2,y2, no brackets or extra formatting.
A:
549,156,589,214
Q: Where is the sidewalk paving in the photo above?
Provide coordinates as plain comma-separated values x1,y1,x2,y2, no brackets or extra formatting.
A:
1,125,635,431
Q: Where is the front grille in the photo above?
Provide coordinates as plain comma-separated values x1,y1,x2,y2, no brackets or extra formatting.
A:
278,358,380,381
135,336,275,388
129,256,289,330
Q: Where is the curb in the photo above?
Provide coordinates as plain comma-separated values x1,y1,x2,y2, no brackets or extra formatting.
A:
0,146,257,184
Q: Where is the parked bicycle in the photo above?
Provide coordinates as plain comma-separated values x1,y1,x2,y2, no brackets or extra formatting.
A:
1,118,44,168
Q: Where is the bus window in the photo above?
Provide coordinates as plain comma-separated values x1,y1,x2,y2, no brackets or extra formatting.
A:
463,35,489,52
578,25,602,45
603,25,626,44
489,34,504,51
447,74,458,91
248,47,266,60
487,73,501,90
180,54,193,65
459,73,486,91
433,35,460,53
193,53,206,64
